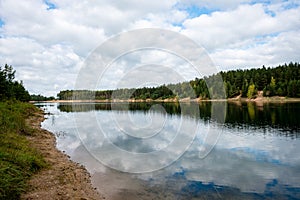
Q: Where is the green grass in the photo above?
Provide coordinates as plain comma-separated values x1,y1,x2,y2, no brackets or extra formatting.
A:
0,101,47,200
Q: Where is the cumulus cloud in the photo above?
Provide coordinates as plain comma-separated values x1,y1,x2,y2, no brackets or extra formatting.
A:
181,2,300,69
182,3,300,49
0,0,299,96
211,30,300,69
0,37,81,96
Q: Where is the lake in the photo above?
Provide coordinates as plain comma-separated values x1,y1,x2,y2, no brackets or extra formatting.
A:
36,102,300,199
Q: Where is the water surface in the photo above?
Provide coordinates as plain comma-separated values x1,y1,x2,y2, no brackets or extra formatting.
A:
37,102,300,199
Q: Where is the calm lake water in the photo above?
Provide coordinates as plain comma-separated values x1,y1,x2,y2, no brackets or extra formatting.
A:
36,102,300,200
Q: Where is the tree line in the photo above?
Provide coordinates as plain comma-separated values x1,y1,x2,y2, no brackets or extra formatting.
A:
57,62,300,100
221,62,300,98
30,94,55,101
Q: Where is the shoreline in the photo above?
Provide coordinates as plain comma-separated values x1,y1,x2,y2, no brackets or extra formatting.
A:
31,96,300,104
21,109,105,199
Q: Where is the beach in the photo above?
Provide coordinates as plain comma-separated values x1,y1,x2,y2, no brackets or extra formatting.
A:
21,109,105,200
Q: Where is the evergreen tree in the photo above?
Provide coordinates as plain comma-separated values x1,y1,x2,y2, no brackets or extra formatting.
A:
0,64,30,101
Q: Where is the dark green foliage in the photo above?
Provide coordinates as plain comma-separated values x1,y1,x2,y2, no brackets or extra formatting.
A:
57,62,300,100
221,62,300,98
0,101,47,199
0,64,30,102
30,94,55,101
57,87,177,101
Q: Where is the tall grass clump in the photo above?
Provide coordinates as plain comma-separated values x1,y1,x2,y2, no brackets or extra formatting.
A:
0,101,47,200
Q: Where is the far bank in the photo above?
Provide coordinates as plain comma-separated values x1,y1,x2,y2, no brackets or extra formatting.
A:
30,96,300,104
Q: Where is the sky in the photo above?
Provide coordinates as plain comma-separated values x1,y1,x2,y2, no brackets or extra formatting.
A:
0,0,299,96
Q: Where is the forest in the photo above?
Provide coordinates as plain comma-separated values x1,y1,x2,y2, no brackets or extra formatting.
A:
57,62,300,100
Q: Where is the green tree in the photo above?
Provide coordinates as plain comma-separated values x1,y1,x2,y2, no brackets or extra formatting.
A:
247,84,256,99
0,64,30,101
270,76,276,96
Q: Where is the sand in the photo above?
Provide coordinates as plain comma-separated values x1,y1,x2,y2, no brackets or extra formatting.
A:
21,109,105,200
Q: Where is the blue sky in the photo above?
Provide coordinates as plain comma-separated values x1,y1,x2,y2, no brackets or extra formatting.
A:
0,0,299,96
44,0,56,10
180,5,220,18
0,18,4,27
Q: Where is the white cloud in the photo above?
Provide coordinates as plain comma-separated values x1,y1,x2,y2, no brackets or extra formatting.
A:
0,0,299,96
181,3,300,50
0,37,81,96
0,1,107,56
180,2,300,69
211,30,300,69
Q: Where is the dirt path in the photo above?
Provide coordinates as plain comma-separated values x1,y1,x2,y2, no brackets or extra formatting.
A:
21,110,105,200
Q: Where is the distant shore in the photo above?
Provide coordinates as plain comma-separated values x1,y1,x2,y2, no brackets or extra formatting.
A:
31,96,300,104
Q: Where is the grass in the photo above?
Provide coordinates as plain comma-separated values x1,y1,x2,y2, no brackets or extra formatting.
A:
0,101,47,200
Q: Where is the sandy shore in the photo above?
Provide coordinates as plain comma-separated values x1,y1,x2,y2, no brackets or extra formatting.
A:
227,96,300,103
31,96,300,104
21,109,105,200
